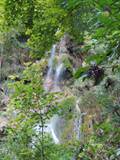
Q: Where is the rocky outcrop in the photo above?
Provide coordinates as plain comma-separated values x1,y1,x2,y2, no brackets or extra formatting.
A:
0,86,9,109
0,116,8,137
0,86,9,137
43,34,83,86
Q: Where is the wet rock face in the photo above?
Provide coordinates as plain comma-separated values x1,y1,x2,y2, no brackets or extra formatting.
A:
59,34,83,68
0,87,9,109
0,116,8,137
87,65,104,85
75,95,103,136
59,34,76,56
0,89,9,137
104,77,115,89
62,68,73,80
17,34,30,43
0,95,9,108
44,34,83,85
43,66,49,77
44,37,75,92
43,63,73,83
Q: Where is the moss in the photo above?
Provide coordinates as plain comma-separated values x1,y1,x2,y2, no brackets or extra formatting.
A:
85,52,108,65
61,119,75,142
74,66,89,79
58,96,76,118
61,54,72,70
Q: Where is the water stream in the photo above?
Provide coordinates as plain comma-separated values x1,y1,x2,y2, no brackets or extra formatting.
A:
42,37,82,144
34,115,60,144
44,45,56,91
49,115,61,144
43,40,65,144
53,62,64,92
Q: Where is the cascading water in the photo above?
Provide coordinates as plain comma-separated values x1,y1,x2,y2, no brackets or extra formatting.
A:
74,100,87,140
42,36,82,145
34,35,84,150
52,38,66,92
42,40,66,144
49,115,61,144
53,62,64,92
44,37,65,92
47,44,56,78
43,37,84,146
44,45,56,91
34,115,60,144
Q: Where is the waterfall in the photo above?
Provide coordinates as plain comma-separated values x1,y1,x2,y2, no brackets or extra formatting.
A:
44,45,56,91
74,114,82,140
49,115,61,144
43,40,66,143
47,44,56,78
74,99,83,140
53,62,64,92
42,37,70,144
44,36,67,92
34,115,60,144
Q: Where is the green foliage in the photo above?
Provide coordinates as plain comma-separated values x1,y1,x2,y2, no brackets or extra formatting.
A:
74,66,89,79
0,0,5,31
2,61,54,160
0,30,28,81
78,121,120,160
28,0,66,58
58,96,75,119
91,0,120,59
1,1,120,160
1,61,75,160
85,53,108,65
97,78,120,125
5,0,35,30
57,0,93,42
3,0,93,58
3,0,120,60
61,54,72,70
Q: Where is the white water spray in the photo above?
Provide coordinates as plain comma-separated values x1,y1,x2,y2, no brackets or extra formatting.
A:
47,44,56,78
44,45,56,91
34,115,60,144
43,37,68,144
53,63,64,92
49,115,60,144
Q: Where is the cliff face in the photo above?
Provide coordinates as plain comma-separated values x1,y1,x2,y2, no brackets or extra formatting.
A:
40,35,106,142
0,88,8,137
0,33,120,160
49,34,120,142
